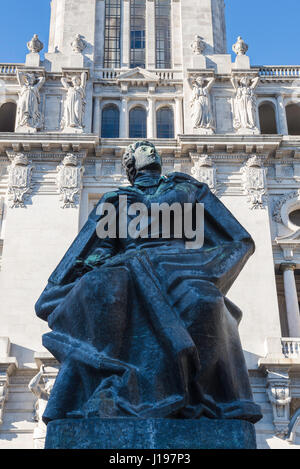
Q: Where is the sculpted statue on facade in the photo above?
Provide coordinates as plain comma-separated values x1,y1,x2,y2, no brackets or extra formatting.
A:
232,36,248,56
28,365,55,449
190,76,215,134
56,154,84,208
71,34,87,54
7,154,34,208
190,35,205,55
27,34,44,54
16,71,45,132
36,140,262,427
61,73,87,132
231,75,259,134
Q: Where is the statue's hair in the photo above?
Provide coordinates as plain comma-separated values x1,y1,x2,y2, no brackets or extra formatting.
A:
122,141,156,185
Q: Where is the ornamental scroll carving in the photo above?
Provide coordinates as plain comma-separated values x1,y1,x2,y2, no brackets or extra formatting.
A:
56,154,84,208
7,154,34,208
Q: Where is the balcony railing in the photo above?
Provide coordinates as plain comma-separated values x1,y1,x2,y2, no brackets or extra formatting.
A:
95,68,182,81
281,338,300,358
0,64,20,75
258,66,300,78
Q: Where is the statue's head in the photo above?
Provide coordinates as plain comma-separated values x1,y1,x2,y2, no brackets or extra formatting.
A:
196,77,204,86
123,141,162,185
240,76,250,87
24,74,35,86
71,75,81,86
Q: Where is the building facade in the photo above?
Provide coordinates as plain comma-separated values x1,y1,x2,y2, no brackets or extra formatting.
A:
0,0,300,449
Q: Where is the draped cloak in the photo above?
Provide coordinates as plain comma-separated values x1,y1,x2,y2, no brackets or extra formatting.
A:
35,172,262,424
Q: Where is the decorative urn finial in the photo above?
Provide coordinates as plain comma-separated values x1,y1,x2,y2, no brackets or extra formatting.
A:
27,34,44,54
71,34,87,54
190,35,205,55
232,36,248,56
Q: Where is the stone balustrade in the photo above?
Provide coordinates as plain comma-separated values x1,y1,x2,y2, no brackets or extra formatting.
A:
282,338,300,358
0,64,19,75
258,66,300,78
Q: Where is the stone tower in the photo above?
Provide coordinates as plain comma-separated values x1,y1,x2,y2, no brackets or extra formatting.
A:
46,0,227,71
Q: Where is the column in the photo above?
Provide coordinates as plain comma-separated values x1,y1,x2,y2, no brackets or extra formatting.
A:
281,263,300,337
147,97,155,139
175,97,183,136
276,94,289,135
146,0,156,69
93,97,101,135
121,0,130,68
120,97,129,138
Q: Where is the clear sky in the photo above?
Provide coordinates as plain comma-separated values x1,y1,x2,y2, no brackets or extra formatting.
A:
0,0,299,65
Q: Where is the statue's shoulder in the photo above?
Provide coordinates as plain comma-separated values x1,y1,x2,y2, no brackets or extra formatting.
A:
94,190,120,210
163,172,209,191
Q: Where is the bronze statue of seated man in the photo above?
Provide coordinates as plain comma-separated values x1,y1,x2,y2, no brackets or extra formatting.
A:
36,141,262,424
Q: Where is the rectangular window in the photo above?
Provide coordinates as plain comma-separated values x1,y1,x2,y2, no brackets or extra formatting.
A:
104,0,121,68
155,0,171,69
130,0,146,68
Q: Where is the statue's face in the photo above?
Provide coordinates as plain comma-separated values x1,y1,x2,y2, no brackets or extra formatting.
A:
72,76,81,86
25,75,35,86
196,77,204,86
134,144,162,172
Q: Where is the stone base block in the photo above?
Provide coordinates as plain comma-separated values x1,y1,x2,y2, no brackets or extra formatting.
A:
45,418,257,449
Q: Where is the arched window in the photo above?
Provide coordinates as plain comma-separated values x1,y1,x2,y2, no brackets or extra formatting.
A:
129,106,147,138
259,102,278,134
156,107,174,138
101,105,120,138
286,104,300,135
0,102,17,132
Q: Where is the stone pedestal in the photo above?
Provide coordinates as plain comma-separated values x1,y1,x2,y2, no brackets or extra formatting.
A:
45,418,257,449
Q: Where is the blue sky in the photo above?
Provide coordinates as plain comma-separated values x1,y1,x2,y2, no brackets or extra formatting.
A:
0,0,299,65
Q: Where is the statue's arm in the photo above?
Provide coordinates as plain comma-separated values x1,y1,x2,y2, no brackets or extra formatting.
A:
251,77,260,90
28,366,44,397
61,77,70,90
206,77,215,92
36,76,45,91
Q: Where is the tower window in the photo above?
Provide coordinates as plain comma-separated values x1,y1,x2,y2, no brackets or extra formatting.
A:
101,105,120,138
130,0,146,68
259,103,278,134
0,102,17,132
155,0,172,69
157,107,174,138
129,107,147,138
104,0,121,68
286,104,300,135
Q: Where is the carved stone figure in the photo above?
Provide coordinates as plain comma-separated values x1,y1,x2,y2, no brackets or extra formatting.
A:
61,73,87,132
36,141,262,429
190,35,205,55
28,366,55,449
16,71,45,132
232,36,248,56
71,34,87,54
56,154,84,208
231,75,259,134
7,154,34,208
240,155,267,209
190,76,215,134
27,34,44,54
0,379,8,424
191,155,217,193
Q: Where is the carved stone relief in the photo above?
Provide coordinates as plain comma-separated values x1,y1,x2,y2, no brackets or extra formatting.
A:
240,155,267,209
7,154,34,208
27,34,44,54
191,155,217,193
231,75,260,135
16,71,45,133
56,154,84,208
267,370,291,438
61,72,87,133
